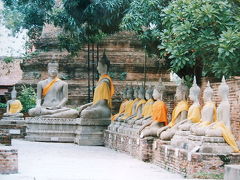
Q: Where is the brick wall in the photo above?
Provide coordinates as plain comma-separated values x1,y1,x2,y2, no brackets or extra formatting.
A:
0,147,18,174
201,77,240,142
0,132,11,146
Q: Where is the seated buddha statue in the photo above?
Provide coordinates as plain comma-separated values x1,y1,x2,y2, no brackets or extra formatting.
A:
108,86,128,131
177,76,201,131
157,79,189,140
112,85,134,132
78,51,115,119
3,86,23,118
190,81,217,136
132,85,155,126
139,78,168,138
28,62,79,118
126,85,147,125
205,76,239,152
111,87,128,121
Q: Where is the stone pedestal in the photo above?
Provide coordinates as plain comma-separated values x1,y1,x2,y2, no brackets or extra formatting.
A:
171,130,191,149
200,136,233,154
25,117,77,142
0,118,26,138
224,165,240,180
75,118,111,146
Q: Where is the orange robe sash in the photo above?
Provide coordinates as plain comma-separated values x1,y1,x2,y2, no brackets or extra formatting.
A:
152,101,168,125
42,77,60,96
168,100,189,127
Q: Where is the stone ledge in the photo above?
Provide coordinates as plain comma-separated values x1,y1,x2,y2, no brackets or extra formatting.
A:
26,117,78,124
224,165,240,180
25,136,74,142
77,118,111,126
26,130,76,134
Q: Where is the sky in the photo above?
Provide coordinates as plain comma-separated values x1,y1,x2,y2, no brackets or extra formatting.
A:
0,1,27,57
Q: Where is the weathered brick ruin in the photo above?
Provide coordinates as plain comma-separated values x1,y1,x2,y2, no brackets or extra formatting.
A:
18,24,171,113
0,146,18,174
104,78,240,179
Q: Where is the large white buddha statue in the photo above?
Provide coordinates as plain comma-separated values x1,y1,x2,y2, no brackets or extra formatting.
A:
205,77,239,152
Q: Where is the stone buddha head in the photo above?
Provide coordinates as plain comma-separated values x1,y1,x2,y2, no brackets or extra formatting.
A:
145,85,154,100
153,78,166,101
97,50,110,75
189,76,200,102
175,78,188,101
122,86,128,99
126,84,134,100
48,62,59,78
138,85,145,99
218,76,229,101
11,86,17,100
134,85,139,99
203,81,213,103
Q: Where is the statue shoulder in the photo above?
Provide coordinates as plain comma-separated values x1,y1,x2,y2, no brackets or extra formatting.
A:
100,78,110,85
59,79,67,85
38,79,47,86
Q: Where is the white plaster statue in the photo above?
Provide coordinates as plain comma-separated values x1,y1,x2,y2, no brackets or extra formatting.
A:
157,79,189,140
190,81,216,136
177,76,201,131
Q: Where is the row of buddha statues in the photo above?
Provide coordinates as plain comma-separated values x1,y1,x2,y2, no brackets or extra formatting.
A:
109,77,239,153
2,51,239,153
3,51,114,120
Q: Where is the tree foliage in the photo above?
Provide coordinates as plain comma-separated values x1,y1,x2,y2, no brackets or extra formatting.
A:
121,0,169,55
159,0,240,79
2,0,240,80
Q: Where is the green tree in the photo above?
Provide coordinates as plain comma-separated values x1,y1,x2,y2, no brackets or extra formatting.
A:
159,0,240,81
121,0,170,55
2,0,132,55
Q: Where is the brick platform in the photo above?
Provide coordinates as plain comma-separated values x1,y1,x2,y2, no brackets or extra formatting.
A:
104,130,154,162
105,130,240,179
0,132,11,146
0,146,18,174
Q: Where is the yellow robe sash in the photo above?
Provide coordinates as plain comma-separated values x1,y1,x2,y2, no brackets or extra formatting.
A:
42,77,60,96
93,74,115,108
133,99,147,119
168,100,189,127
187,104,201,123
9,100,23,114
213,122,239,152
121,98,138,120
198,101,217,127
111,99,128,121
152,101,168,125
142,99,154,118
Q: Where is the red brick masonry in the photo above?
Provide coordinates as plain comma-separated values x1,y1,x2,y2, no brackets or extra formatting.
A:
0,147,18,174
104,131,240,179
